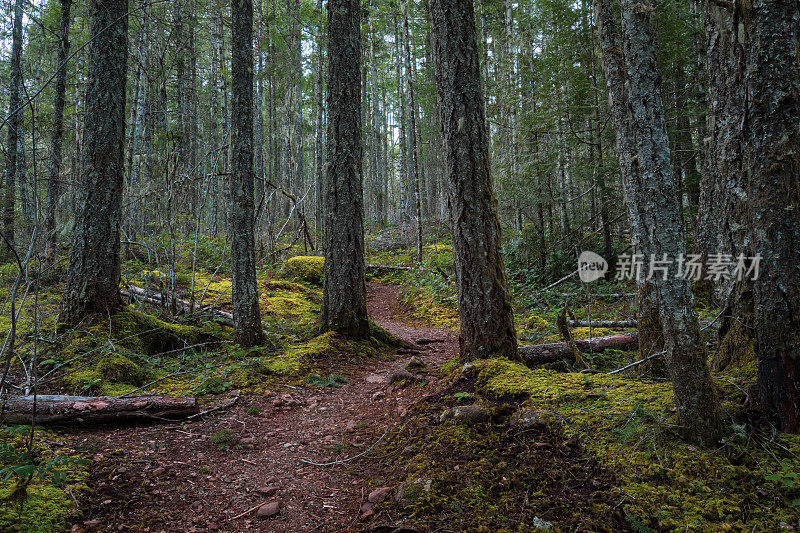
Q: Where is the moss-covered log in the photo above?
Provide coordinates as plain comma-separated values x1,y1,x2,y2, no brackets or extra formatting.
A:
2,395,198,424
519,333,639,366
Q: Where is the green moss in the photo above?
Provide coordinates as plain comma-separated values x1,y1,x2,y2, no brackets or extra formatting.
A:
284,256,325,285
0,428,88,533
525,315,550,332
467,357,800,531
95,355,145,385
570,327,616,339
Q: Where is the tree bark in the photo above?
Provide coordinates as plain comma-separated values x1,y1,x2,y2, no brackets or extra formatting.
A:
45,0,72,258
520,333,639,366
2,395,199,425
617,0,723,442
63,0,128,324
429,0,520,362
230,0,265,346
4,0,25,252
322,0,370,338
744,0,800,432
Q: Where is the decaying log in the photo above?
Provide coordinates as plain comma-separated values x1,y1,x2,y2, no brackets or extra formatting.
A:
1,394,199,424
569,320,637,328
519,333,639,366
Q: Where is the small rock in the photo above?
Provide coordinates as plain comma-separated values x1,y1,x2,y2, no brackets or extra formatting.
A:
152,466,166,475
366,373,388,384
117,467,127,474
371,390,385,402
256,501,280,518
439,405,489,425
241,437,257,448
287,398,301,407
263,389,275,398
191,501,203,513
346,420,358,433
405,357,427,371
71,526,84,533
83,520,101,528
255,486,279,497
510,409,548,429
272,398,284,407
367,487,391,503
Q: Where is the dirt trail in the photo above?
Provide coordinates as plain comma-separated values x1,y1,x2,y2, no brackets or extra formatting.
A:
71,283,456,533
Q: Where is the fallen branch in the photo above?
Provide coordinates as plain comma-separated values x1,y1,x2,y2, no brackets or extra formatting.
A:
187,390,240,419
519,333,639,366
569,320,637,328
2,394,199,425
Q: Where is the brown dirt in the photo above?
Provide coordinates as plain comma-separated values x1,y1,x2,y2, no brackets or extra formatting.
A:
69,283,457,532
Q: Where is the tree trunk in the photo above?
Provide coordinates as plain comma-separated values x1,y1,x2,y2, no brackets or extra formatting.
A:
617,0,723,443
595,0,664,367
314,0,326,247
520,333,639,366
230,0,265,347
429,0,520,363
322,0,369,338
4,0,25,252
743,0,800,432
45,0,72,258
63,0,128,324
402,3,423,259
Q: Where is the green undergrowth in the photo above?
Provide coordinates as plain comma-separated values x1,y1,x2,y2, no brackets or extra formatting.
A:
463,358,800,531
0,426,89,533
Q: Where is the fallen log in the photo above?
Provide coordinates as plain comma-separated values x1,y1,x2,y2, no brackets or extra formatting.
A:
1,394,199,425
569,320,637,328
519,332,639,366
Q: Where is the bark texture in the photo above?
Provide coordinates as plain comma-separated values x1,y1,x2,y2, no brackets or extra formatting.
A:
2,395,198,425
429,0,519,362
45,0,72,257
595,0,664,367
230,0,264,346
744,0,800,431
63,0,128,324
4,0,25,251
617,0,723,443
321,0,369,338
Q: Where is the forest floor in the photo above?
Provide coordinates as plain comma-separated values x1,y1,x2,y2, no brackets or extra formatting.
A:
67,283,457,532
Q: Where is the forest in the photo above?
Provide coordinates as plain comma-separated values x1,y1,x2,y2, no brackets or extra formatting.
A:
0,0,797,530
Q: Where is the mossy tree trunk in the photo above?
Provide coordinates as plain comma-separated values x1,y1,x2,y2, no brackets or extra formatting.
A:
230,0,264,347
3,0,25,254
595,0,663,371
63,0,128,324
321,0,370,338
598,0,724,443
429,0,520,363
743,0,800,432
697,0,755,372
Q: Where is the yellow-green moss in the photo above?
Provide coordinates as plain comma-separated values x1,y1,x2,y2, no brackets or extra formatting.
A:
467,358,800,531
570,327,616,339
525,315,550,332
95,355,145,385
0,427,88,533
284,256,325,285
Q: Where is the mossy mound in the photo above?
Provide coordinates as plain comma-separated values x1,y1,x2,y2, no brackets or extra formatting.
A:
55,307,229,395
261,281,321,336
284,256,325,285
95,355,145,385
362,385,626,532
290,327,399,373
571,326,616,339
398,285,459,330
465,357,800,531
525,315,550,332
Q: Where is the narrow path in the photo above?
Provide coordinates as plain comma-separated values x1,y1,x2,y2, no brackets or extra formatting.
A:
72,283,456,533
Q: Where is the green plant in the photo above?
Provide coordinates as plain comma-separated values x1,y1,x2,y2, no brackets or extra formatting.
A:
246,405,263,416
194,376,232,395
453,392,475,402
211,429,239,450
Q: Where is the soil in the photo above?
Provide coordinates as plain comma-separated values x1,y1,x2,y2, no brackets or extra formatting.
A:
69,283,457,532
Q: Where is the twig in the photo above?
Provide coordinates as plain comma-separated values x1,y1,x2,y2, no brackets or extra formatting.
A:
606,351,666,375
299,424,391,466
187,390,241,419
227,500,269,521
